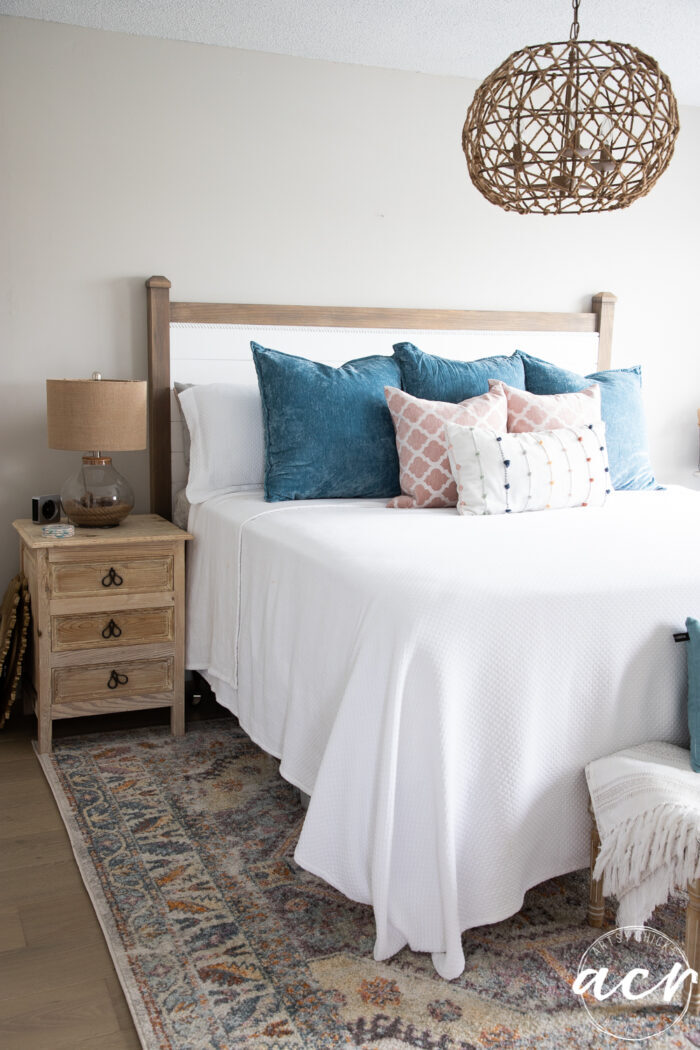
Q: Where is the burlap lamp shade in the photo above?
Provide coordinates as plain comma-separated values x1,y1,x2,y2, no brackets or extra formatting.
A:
46,379,147,451
46,377,147,527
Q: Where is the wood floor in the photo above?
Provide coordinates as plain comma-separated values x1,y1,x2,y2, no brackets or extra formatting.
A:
0,684,229,1050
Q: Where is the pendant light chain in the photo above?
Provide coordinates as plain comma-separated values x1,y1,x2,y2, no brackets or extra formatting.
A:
570,0,581,41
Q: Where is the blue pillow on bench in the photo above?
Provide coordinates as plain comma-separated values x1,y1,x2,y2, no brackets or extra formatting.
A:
687,617,700,773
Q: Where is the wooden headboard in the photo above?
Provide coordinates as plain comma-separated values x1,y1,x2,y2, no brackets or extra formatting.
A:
146,276,616,521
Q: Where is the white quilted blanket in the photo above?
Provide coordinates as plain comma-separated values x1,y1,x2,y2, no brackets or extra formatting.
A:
186,486,700,978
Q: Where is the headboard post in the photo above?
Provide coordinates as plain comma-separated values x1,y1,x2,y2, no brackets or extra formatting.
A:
592,292,617,372
146,276,173,520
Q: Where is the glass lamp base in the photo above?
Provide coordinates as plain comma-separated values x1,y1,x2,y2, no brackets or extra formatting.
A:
61,456,134,528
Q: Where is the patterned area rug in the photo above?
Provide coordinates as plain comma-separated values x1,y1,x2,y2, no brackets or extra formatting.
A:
40,720,700,1049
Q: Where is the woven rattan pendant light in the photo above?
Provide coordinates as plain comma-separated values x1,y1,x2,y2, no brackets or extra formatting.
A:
462,0,679,214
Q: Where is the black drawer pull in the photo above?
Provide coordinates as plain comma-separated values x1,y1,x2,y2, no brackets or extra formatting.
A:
107,669,129,689
101,567,124,588
101,619,122,639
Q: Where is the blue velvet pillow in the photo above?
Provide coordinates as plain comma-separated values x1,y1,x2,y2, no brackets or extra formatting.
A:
252,342,401,501
514,352,655,491
687,618,700,772
393,342,526,403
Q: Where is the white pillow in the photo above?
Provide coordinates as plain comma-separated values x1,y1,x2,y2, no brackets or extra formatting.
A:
178,383,264,504
444,421,611,516
173,382,193,468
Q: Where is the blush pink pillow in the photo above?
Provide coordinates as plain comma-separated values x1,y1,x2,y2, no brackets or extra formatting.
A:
385,385,507,508
488,379,601,432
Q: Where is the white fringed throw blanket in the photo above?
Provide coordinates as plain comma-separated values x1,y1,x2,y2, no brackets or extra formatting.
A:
586,742,700,927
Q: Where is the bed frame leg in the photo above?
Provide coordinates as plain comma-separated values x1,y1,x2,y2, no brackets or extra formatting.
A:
588,812,605,928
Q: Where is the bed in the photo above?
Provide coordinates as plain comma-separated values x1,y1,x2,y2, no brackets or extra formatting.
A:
146,277,698,979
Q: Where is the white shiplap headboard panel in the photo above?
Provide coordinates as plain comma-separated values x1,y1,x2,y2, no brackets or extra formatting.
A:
167,322,600,505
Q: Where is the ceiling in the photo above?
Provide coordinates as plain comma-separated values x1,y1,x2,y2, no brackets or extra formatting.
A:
2,0,699,107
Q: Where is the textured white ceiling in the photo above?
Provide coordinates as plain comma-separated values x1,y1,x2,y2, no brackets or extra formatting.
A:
2,0,699,106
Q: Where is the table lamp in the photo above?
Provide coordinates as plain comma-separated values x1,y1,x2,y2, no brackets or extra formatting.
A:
46,374,147,527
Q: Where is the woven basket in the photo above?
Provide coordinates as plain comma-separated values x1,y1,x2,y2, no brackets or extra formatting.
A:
0,574,30,729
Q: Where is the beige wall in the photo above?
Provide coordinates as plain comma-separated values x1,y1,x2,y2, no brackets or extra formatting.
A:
1,15,699,586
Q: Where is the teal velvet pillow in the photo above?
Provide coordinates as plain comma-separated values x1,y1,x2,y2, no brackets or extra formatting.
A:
393,343,526,403
252,342,401,501
687,618,700,773
514,352,655,491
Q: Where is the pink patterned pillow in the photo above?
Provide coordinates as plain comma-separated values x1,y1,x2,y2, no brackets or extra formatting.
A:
385,385,507,508
488,379,601,432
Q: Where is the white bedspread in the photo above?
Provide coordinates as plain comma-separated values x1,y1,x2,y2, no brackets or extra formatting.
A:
186,487,699,978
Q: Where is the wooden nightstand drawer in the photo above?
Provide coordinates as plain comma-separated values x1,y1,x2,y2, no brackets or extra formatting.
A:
52,607,174,653
52,656,174,704
49,556,173,597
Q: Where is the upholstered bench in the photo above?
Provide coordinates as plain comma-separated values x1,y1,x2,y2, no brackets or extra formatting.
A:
586,742,700,1014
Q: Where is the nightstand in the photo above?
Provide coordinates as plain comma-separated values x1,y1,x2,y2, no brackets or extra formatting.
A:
13,514,192,753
